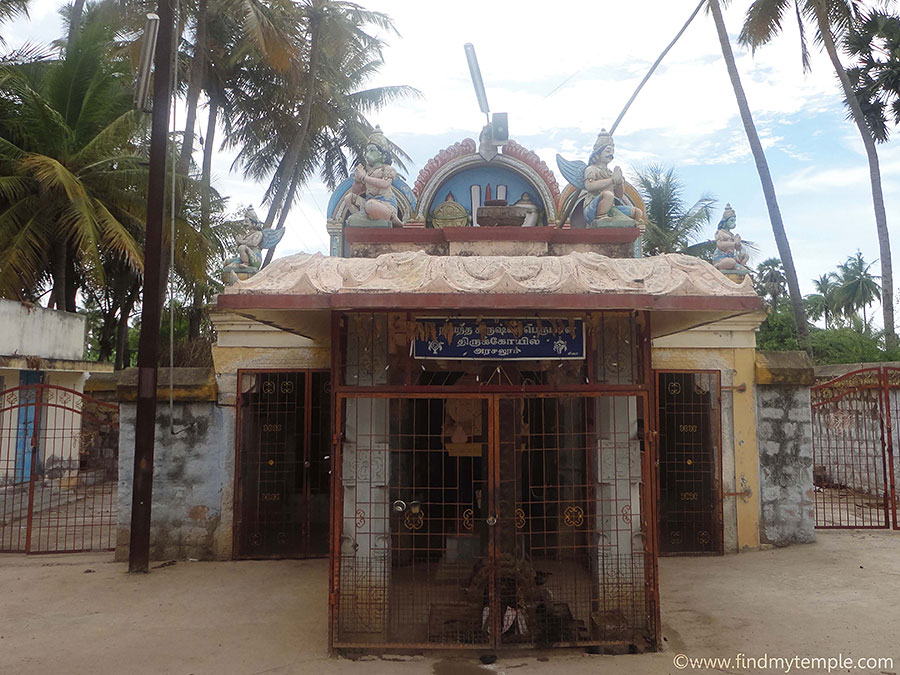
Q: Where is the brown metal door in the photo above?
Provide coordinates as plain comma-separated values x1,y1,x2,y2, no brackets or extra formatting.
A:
498,394,656,648
333,393,657,650
656,372,723,555
335,395,494,647
235,371,330,558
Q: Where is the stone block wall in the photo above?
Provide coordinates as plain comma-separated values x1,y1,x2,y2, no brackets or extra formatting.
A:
755,352,816,546
116,369,235,561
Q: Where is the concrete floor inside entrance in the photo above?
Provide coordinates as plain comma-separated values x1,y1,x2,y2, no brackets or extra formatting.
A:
1,531,898,674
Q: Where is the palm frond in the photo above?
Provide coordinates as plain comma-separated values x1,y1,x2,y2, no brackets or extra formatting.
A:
739,0,791,50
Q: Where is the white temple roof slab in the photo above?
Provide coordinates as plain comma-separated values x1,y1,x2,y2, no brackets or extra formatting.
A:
217,250,762,340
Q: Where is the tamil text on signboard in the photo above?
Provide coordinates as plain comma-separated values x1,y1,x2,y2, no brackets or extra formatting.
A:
412,317,585,360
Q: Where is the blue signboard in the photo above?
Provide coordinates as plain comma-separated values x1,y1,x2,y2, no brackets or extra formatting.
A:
412,317,585,361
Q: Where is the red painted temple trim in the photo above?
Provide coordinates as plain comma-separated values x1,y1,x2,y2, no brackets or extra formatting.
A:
342,226,641,245
218,292,762,312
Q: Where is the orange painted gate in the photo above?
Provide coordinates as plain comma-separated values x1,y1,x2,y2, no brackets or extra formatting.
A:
0,384,119,553
811,367,898,529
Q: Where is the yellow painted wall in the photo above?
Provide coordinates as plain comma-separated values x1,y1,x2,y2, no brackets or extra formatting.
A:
652,344,761,552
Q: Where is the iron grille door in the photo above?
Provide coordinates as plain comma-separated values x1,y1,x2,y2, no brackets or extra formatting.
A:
657,372,723,555
236,370,331,558
335,395,494,648
332,393,658,650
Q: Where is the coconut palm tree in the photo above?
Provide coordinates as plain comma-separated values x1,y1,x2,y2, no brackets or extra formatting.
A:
0,0,28,29
812,272,840,328
836,250,881,324
633,164,717,257
220,0,418,265
706,0,808,343
845,9,900,143
175,0,298,183
756,257,787,310
804,292,828,326
0,19,144,311
739,0,896,349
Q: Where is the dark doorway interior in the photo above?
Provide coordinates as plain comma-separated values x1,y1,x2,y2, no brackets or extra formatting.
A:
235,370,330,558
657,371,723,555
336,393,655,650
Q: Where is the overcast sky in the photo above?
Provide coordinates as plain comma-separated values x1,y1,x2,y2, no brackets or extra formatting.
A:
6,0,899,305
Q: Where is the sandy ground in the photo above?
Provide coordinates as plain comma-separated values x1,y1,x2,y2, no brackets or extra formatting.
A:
1,531,898,675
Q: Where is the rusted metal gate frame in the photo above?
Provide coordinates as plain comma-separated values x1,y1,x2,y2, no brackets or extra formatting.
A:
328,389,660,651
0,383,119,554
654,370,724,556
232,368,331,559
811,366,898,530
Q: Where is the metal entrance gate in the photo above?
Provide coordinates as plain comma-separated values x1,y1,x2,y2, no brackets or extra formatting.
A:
234,370,331,558
811,367,898,529
332,393,658,650
0,384,119,553
656,372,723,555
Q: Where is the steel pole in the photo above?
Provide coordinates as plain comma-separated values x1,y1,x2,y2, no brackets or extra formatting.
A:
128,0,175,573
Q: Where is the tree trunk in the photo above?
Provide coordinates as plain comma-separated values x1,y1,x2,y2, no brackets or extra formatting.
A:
67,0,86,48
814,9,896,349
708,0,808,343
51,241,66,311
176,0,208,182
97,302,118,362
188,98,219,342
115,284,140,370
261,16,322,268
64,247,77,312
200,97,218,235
276,164,302,231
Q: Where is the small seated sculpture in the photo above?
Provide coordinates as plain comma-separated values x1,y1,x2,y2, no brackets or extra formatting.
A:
556,129,644,227
342,126,403,228
514,192,541,227
222,207,284,285
712,203,750,274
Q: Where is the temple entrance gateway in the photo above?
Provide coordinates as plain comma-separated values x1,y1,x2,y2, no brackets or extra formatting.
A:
214,125,765,653
235,370,331,559
333,392,656,649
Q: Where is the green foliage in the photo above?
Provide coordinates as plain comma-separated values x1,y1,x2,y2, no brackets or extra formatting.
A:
763,251,900,364
0,16,146,307
808,322,900,364
757,301,900,364
754,257,787,310
845,9,900,143
634,164,717,258
834,250,880,322
756,302,803,352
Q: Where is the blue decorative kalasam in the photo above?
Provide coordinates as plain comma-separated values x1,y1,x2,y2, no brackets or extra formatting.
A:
413,318,585,361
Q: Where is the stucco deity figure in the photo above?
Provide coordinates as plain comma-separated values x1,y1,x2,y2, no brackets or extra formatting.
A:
514,192,541,227
342,126,403,228
556,129,644,227
222,206,284,285
712,203,750,274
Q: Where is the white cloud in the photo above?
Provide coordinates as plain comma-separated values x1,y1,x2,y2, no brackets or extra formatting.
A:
8,0,899,308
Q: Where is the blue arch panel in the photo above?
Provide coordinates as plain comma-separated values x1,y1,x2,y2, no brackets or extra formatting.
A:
430,166,546,216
